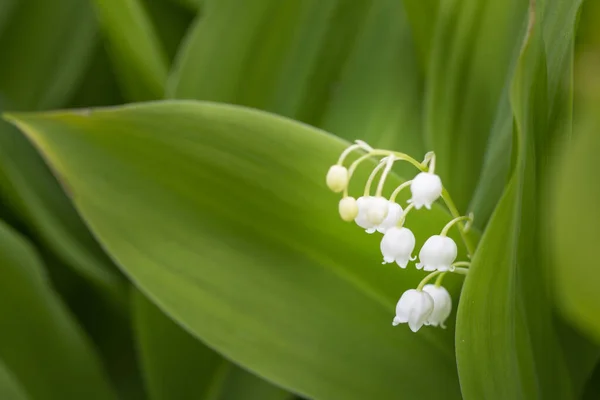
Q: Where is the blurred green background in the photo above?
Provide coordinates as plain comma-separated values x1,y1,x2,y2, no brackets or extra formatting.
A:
1,0,600,399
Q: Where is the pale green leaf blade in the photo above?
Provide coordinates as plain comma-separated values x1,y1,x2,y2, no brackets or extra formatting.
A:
0,0,97,110
133,290,291,400
168,0,371,122
0,360,29,400
6,101,469,400
90,0,169,101
0,120,126,297
456,1,588,398
552,108,600,343
0,219,116,400
424,0,527,211
319,0,424,161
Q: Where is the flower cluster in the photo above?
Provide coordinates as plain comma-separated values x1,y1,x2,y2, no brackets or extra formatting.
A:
326,141,473,332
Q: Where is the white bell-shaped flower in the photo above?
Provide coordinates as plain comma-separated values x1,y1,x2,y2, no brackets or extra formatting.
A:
380,227,415,268
366,196,388,225
326,165,348,193
392,289,434,332
376,202,403,233
422,284,452,328
355,196,377,233
416,235,458,271
409,172,442,209
338,197,358,221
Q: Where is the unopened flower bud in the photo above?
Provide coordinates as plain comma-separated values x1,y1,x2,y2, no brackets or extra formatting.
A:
338,197,358,221
326,165,348,193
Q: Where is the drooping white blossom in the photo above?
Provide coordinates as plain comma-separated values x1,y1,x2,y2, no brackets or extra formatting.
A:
380,227,416,268
409,172,443,209
326,165,349,193
376,202,403,233
416,235,458,272
393,289,434,332
355,196,377,233
366,196,389,226
338,197,358,221
422,284,452,328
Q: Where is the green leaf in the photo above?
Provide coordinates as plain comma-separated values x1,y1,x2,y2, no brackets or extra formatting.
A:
90,0,169,101
0,0,97,110
424,0,528,211
0,360,29,400
318,0,424,161
5,101,471,400
169,0,424,172
552,108,600,343
400,0,439,69
0,120,126,297
133,290,291,400
168,0,371,122
0,219,116,400
140,0,195,63
456,1,589,398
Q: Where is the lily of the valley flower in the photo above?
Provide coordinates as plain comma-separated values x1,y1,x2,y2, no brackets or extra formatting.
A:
376,202,402,233
355,196,398,233
355,196,377,233
366,196,389,225
422,284,452,328
416,235,457,271
380,227,416,268
409,172,442,209
393,289,433,332
326,165,349,193
338,197,358,221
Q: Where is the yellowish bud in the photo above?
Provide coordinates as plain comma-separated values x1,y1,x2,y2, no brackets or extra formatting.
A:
339,197,358,221
326,165,348,193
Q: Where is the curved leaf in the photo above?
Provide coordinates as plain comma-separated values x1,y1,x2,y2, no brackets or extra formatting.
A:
0,120,126,297
552,108,600,343
0,360,29,400
424,0,527,211
133,290,291,400
456,1,589,398
90,0,169,101
6,101,470,400
0,0,97,110
0,219,116,400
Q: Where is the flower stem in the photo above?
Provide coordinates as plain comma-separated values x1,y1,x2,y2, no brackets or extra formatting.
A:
375,156,396,197
363,158,389,196
417,271,442,291
397,203,415,227
440,190,476,257
451,261,471,269
389,180,413,202
435,272,447,287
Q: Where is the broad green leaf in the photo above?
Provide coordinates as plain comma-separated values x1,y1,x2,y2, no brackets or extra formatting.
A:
0,0,18,37
0,360,29,400
169,0,423,164
424,0,527,211
552,110,600,343
456,1,588,398
469,0,583,227
400,0,439,69
133,290,291,400
0,219,116,400
0,0,97,110
90,0,169,101
168,0,371,122
319,0,424,163
68,45,124,108
141,0,195,62
5,101,473,400
0,120,126,297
